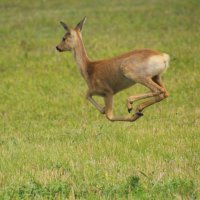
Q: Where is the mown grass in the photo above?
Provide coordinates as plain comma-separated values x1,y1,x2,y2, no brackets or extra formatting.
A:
0,0,200,199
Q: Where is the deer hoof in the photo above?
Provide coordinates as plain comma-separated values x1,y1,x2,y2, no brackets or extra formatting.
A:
128,108,132,113
136,112,143,117
100,107,106,114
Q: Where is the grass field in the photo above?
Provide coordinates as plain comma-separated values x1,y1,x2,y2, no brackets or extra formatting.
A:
0,0,200,199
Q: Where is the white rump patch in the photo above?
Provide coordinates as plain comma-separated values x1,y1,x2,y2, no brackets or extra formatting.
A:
146,53,170,77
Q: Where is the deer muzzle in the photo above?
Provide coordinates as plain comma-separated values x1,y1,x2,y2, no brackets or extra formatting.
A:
56,46,62,52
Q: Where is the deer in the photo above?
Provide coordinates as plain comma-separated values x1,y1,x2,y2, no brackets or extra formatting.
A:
56,17,170,122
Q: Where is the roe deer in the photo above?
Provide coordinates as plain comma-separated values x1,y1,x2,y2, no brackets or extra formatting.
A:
56,17,170,122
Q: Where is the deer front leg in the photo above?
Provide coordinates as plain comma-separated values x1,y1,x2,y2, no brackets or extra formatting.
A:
104,94,142,122
86,91,105,114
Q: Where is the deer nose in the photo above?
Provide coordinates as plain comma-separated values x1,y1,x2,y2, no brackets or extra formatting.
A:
56,46,62,52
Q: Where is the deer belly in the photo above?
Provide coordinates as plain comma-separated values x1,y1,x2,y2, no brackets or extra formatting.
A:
108,76,135,94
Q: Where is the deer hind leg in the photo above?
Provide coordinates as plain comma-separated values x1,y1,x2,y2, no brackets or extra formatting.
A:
135,76,169,113
104,94,142,122
127,76,165,113
152,75,169,97
127,91,160,113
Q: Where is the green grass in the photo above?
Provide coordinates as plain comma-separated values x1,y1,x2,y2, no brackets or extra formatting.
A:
0,0,200,199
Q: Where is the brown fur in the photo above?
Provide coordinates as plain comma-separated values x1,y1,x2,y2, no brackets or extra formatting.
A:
56,17,170,122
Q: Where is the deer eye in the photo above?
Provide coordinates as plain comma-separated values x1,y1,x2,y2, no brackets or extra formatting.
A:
62,38,65,42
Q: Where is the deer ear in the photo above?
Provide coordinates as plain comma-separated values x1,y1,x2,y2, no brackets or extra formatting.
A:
60,21,70,31
75,16,87,31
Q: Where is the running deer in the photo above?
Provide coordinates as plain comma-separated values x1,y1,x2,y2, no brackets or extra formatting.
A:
56,17,170,122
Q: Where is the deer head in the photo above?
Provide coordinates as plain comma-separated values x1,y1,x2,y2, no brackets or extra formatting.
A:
56,17,86,52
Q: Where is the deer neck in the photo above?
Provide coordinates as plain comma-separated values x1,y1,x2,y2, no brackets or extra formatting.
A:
72,33,89,80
